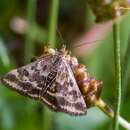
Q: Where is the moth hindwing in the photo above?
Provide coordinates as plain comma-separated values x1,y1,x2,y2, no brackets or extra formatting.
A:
1,53,87,115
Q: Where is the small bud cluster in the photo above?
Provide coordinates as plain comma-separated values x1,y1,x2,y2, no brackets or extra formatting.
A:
87,0,130,22
70,56,102,107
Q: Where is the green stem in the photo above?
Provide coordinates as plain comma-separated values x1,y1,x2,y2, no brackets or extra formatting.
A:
113,20,121,130
121,35,130,106
24,0,37,63
47,0,59,47
42,0,59,130
95,99,130,130
24,0,37,127
42,107,54,130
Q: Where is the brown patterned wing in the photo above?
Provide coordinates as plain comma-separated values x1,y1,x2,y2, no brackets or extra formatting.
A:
1,54,57,100
2,54,87,115
42,58,87,115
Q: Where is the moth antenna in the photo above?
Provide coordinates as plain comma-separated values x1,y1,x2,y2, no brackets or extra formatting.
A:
60,44,67,54
61,44,66,49
119,7,130,10
56,28,65,46
73,39,102,48
95,98,114,118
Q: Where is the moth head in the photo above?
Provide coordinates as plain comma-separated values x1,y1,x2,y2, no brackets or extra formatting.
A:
60,44,66,53
59,45,71,59
48,48,56,55
43,45,56,55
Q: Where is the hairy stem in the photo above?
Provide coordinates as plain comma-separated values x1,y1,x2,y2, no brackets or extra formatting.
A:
121,35,130,106
113,19,121,130
95,99,130,130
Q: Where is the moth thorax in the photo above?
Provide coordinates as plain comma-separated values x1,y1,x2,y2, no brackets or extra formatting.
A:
70,57,79,66
43,46,56,55
66,54,71,61
48,48,56,55
73,63,103,107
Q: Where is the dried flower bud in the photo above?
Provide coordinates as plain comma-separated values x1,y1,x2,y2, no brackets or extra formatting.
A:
72,61,103,107
87,0,130,22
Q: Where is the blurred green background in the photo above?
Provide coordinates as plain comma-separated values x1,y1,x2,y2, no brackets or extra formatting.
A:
0,0,130,130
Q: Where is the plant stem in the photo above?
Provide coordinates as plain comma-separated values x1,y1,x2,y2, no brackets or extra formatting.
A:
121,35,130,106
24,0,37,126
0,38,10,69
47,0,59,47
95,99,130,130
24,0,37,63
42,0,59,130
118,116,130,130
113,20,121,130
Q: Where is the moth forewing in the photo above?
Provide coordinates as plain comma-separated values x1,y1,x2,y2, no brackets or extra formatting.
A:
54,58,87,115
1,51,87,116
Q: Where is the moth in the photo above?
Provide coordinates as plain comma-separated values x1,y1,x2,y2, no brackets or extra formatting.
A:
1,45,113,117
